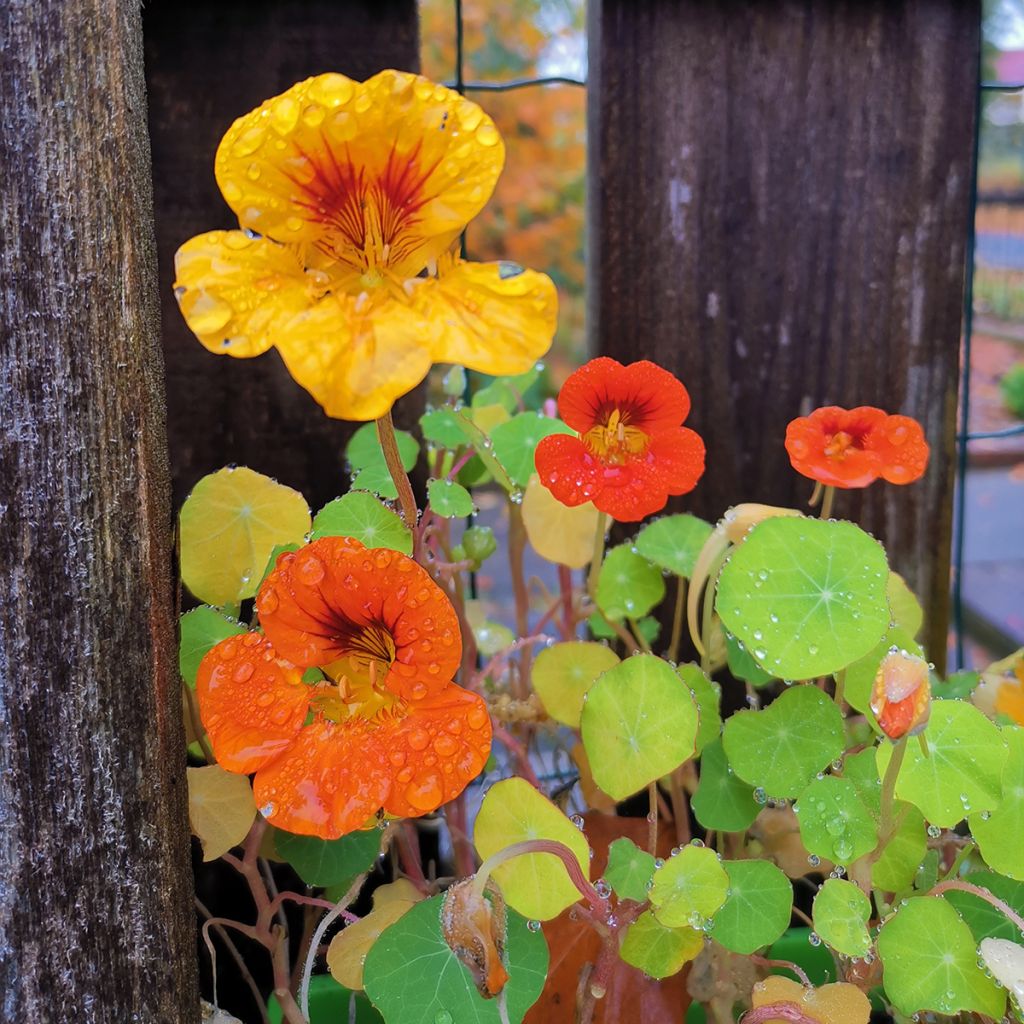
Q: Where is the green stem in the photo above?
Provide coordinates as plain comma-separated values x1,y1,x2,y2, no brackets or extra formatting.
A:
833,669,846,710
587,511,608,599
647,781,658,855
376,409,418,530
941,840,976,882
819,485,836,520
879,737,907,833
668,576,687,663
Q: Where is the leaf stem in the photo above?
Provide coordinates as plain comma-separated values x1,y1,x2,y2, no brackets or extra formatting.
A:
819,486,836,520
668,576,687,663
587,511,609,599
928,880,1024,933
376,409,418,529
647,781,659,855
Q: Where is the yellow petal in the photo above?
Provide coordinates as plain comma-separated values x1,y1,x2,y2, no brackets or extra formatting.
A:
521,473,601,569
413,260,557,377
214,70,504,275
173,230,314,357
752,976,871,1024
187,765,257,862
274,288,438,421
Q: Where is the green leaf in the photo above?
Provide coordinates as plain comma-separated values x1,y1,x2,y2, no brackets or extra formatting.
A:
473,777,591,921
678,663,721,754
933,670,981,701
619,911,703,979
472,367,541,412
726,633,777,687
178,606,245,687
692,738,762,833
876,896,1005,1017
427,479,476,519
794,776,878,866
840,748,883,818
489,413,574,488
346,423,419,499
588,613,661,645
942,871,1024,942
531,642,620,729
716,517,890,679
712,860,792,954
580,654,698,801
876,700,1007,826
421,407,471,449
970,726,1024,880
844,627,922,720
649,845,730,928
887,572,923,638
634,514,714,578
311,492,413,554
812,878,871,957
604,838,657,903
276,829,381,888
268,974,383,1024
722,686,845,799
258,541,300,589
363,895,547,1024
595,545,665,622
872,805,927,893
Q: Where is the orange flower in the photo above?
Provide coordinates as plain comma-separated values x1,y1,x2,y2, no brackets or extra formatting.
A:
785,406,929,489
196,536,491,838
173,71,557,421
533,357,705,522
870,648,931,740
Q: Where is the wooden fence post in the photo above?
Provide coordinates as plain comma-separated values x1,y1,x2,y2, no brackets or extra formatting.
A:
144,0,422,511
589,0,979,668
0,1,198,1021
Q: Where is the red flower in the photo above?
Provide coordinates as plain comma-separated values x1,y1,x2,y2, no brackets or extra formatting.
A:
785,406,929,489
870,648,931,740
196,536,491,839
533,358,705,522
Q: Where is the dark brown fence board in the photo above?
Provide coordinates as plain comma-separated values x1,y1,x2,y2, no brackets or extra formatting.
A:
590,0,980,667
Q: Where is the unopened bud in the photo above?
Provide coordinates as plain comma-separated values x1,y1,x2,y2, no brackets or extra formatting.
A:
441,878,509,998
870,649,930,740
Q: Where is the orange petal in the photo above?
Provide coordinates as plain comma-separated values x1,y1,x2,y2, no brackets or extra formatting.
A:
253,718,392,839
214,71,504,276
534,433,604,508
870,649,931,740
872,415,930,485
411,259,557,376
173,230,314,357
196,633,310,774
274,287,438,421
785,407,884,489
380,687,492,819
257,538,462,701
557,358,692,435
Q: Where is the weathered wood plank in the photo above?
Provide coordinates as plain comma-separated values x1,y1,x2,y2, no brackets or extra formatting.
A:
0,1,198,1020
144,0,422,510
590,0,979,666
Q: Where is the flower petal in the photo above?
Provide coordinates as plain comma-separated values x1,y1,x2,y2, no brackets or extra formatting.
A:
214,70,504,275
533,433,604,508
380,687,492,818
253,719,392,839
173,230,314,357
871,415,930,485
196,633,310,774
257,537,462,701
412,260,557,376
557,357,692,434
785,407,885,489
273,288,437,421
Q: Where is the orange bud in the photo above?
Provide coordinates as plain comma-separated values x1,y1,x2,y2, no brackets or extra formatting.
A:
441,879,510,998
870,648,930,740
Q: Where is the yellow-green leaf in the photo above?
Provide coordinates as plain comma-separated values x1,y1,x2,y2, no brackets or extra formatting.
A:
187,765,256,862
532,641,620,728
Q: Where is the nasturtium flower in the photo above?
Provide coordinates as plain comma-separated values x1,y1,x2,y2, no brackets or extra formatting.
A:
870,648,931,740
533,357,705,522
173,70,557,421
196,536,491,838
785,406,929,489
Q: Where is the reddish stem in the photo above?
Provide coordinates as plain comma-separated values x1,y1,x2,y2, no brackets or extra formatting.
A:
743,1003,822,1024
929,880,1024,932
396,820,431,894
558,564,575,640
750,955,811,987
492,723,542,787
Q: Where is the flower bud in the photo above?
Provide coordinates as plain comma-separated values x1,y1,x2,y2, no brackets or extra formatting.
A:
870,648,930,740
441,878,509,998
442,365,467,398
462,525,498,567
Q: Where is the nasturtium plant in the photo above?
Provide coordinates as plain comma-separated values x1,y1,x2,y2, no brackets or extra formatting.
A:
968,726,1024,880
346,423,419,498
711,859,792,954
312,492,413,553
691,738,761,832
187,765,256,862
886,572,923,637
812,878,871,957
531,641,619,729
604,838,656,903
178,605,245,686
595,545,665,622
942,871,1024,942
716,517,890,679
634,513,713,578
871,805,926,892
275,829,381,888
619,911,703,979
580,654,698,800
677,663,721,754
648,845,729,928
520,473,602,569
794,776,877,866
843,626,923,719
488,412,573,488
426,478,476,519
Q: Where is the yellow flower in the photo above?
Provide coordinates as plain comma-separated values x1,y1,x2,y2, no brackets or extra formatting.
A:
173,71,557,421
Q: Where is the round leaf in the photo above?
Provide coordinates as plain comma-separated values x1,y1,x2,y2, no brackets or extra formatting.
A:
276,828,381,888
692,738,761,833
427,478,476,519
678,663,721,754
712,860,792,954
187,765,257,862
363,895,547,1024
970,726,1024,880
634,514,714,578
421,407,471,449
180,466,311,606
604,838,657,903
619,911,703,979
716,517,890,679
521,473,602,569
179,606,245,687
649,845,730,928
887,572,923,638
722,685,845,799
473,777,590,921
871,805,926,893
595,545,666,622
877,896,1005,1017
532,641,620,729
312,492,413,554
346,423,419,499
794,776,878,866
941,871,1024,942
489,413,574,489
813,878,871,957
876,700,1007,826
581,655,698,801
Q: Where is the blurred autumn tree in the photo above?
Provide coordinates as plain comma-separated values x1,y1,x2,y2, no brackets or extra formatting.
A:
420,0,586,378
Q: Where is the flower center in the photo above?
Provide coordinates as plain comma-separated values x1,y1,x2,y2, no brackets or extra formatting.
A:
823,430,858,460
583,408,649,463
316,624,403,723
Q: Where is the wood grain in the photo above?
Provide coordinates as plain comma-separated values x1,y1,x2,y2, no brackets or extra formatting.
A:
589,0,980,668
0,1,198,1020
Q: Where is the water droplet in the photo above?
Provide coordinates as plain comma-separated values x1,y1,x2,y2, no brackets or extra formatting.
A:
808,932,822,947
526,920,541,933
927,824,941,838
753,787,767,805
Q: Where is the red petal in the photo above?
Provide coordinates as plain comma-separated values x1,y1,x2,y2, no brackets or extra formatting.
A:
196,633,310,774
785,410,882,489
534,433,604,507
872,415,929,485
252,719,392,839
380,687,492,819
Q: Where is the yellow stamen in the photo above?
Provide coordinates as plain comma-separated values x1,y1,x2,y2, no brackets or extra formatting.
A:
583,408,649,463
824,431,855,459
